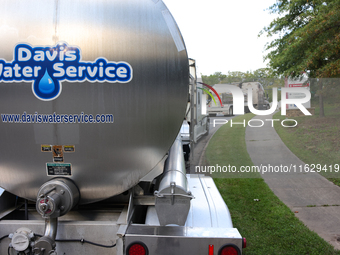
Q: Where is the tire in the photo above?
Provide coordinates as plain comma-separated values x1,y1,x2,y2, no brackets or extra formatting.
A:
183,144,190,161
204,119,210,136
229,107,233,116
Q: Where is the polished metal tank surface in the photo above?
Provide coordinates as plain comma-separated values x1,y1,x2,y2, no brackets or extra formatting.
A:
0,0,188,204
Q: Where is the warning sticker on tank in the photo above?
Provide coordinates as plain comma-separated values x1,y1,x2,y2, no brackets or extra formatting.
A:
0,42,133,101
52,145,64,163
64,145,75,152
46,163,72,176
41,145,52,152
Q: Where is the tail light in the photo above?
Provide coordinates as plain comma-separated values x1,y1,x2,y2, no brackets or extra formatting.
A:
243,237,247,248
127,242,148,255
209,244,214,255
218,244,241,255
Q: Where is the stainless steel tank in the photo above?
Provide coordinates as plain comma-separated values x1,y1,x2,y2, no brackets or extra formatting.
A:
0,0,188,204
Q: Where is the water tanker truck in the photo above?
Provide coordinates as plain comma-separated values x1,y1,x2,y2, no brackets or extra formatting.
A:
207,82,270,116
0,1,245,254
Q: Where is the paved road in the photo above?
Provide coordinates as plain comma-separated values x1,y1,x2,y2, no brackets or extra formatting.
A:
246,113,340,249
188,115,234,174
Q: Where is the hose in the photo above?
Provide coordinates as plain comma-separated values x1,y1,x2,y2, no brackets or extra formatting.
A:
34,234,116,248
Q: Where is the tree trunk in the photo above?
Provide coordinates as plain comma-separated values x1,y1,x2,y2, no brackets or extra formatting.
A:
319,80,325,117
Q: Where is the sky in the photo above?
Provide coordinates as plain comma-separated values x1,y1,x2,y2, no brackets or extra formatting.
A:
162,0,278,76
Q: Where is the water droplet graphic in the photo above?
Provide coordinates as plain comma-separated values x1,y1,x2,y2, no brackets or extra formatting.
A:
38,70,55,94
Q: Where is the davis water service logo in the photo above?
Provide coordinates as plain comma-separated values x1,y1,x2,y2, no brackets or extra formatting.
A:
0,42,133,101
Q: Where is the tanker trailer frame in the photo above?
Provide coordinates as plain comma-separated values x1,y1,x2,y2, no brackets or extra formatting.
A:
181,59,210,162
0,60,246,254
0,1,245,254
0,62,245,254
0,169,245,255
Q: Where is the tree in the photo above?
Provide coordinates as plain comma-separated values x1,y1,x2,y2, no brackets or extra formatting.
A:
260,0,340,116
201,72,226,85
202,69,284,88
223,71,245,83
202,69,285,103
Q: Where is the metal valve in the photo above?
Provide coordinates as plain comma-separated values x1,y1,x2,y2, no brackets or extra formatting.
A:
36,179,79,218
34,178,80,255
9,228,35,254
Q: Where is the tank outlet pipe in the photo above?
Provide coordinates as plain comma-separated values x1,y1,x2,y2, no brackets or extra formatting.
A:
154,133,194,226
33,178,80,255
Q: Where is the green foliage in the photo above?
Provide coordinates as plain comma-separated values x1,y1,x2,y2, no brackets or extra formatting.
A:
261,0,340,117
201,69,285,102
201,72,226,85
201,68,283,87
261,0,340,79
267,83,283,102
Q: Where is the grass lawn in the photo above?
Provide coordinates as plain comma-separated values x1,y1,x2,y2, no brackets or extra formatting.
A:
205,113,340,254
274,100,340,185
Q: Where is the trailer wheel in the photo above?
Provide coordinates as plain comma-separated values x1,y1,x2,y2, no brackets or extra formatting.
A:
204,118,210,136
183,144,190,161
229,107,233,116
